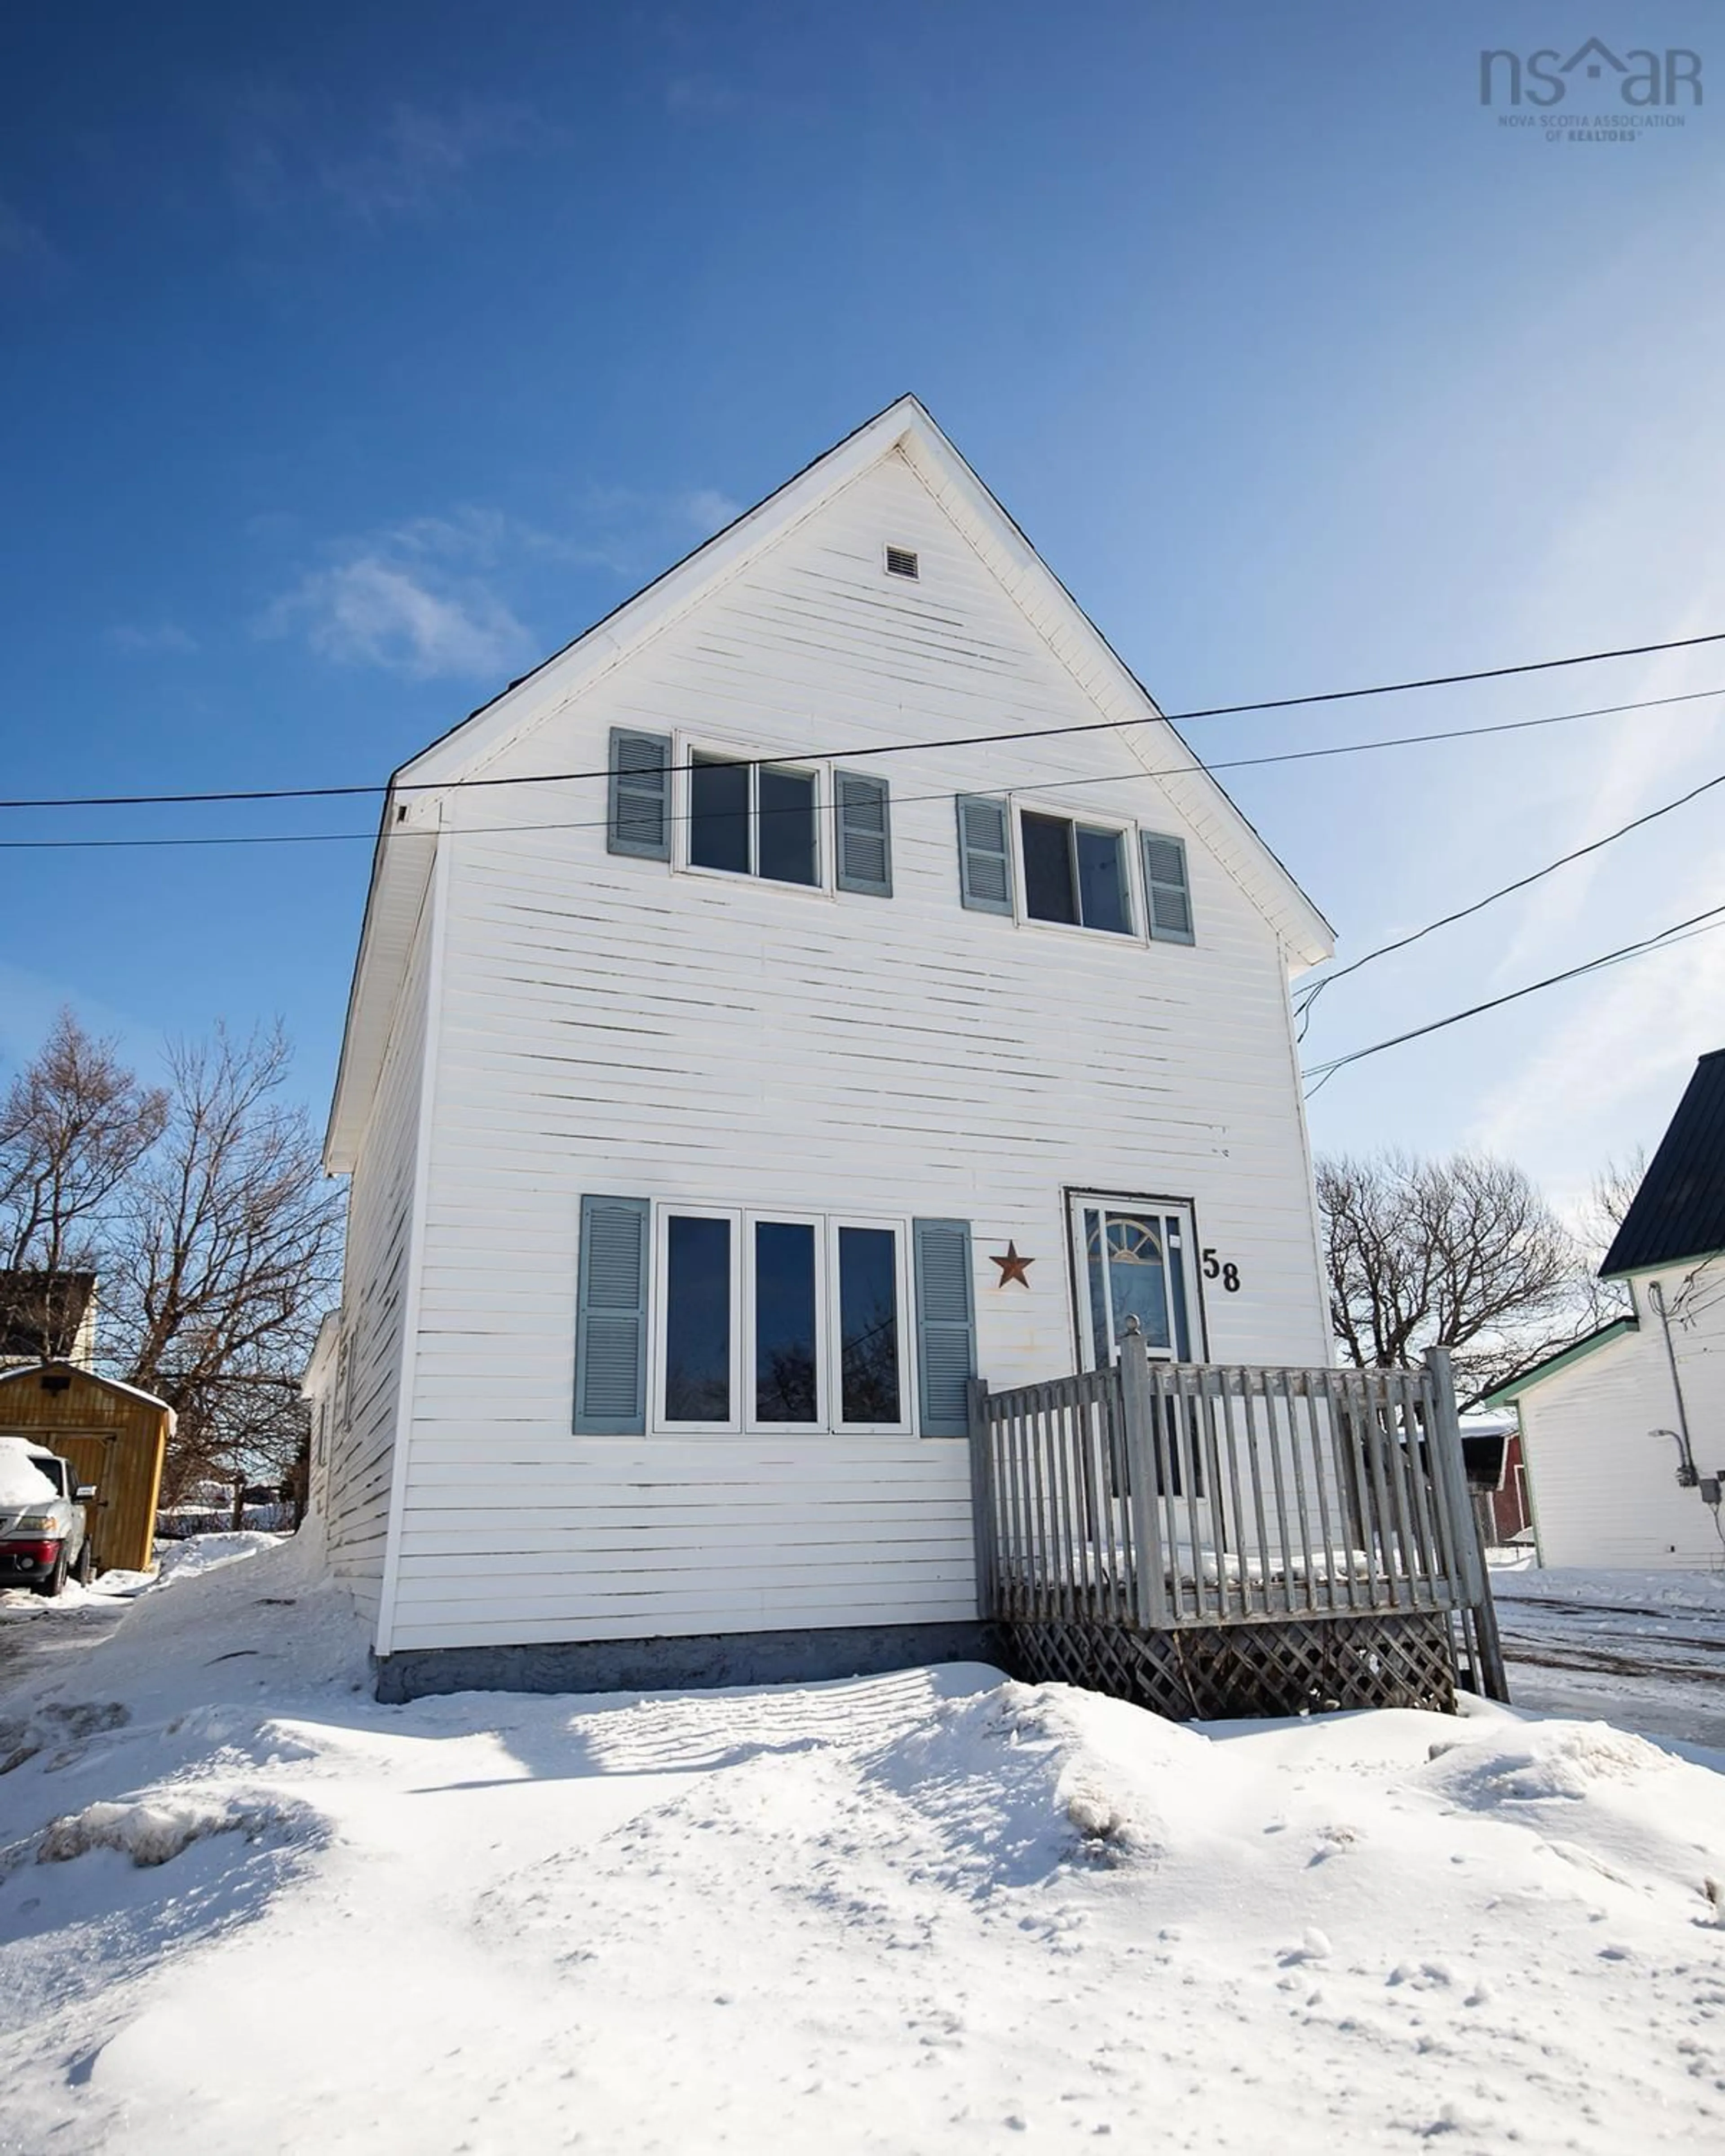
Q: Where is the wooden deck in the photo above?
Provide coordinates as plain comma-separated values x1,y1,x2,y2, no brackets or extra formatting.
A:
968,1334,1507,1719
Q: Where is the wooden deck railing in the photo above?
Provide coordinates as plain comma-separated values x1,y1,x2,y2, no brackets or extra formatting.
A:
968,1331,1507,1699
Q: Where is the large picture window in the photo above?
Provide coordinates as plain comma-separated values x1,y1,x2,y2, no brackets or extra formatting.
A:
654,1206,913,1433
837,1224,902,1424
663,1213,734,1420
753,1219,818,1423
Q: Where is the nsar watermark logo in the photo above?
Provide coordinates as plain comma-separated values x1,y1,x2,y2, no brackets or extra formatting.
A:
1480,37,1702,141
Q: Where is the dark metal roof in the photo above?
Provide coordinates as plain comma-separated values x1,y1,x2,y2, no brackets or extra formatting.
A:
1600,1049,1725,1277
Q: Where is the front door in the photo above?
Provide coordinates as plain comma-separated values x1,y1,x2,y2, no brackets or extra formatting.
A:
1069,1193,1213,1557
1070,1194,1199,1369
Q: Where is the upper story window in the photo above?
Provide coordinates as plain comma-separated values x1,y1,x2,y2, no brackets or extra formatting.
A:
1021,812,1133,935
690,752,819,886
606,728,893,898
957,794,1196,945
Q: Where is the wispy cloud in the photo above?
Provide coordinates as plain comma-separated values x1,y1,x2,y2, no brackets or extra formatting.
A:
216,87,550,225
106,621,199,657
660,64,824,128
264,554,535,680
555,482,744,574
261,479,744,681
679,487,743,535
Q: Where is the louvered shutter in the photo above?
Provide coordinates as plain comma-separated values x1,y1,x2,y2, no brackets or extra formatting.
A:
913,1218,977,1438
607,729,672,860
574,1196,650,1434
955,796,1013,915
1141,831,1195,944
834,771,893,896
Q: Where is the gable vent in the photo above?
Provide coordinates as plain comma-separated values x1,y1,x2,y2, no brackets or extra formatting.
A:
885,544,920,580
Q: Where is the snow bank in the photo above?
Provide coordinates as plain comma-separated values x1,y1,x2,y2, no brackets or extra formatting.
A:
36,1794,291,1869
1496,1563,1725,1615
155,1530,283,1582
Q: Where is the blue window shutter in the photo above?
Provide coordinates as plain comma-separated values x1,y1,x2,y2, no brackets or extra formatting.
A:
956,796,1013,915
608,729,672,860
914,1218,976,1437
575,1196,650,1434
834,771,893,896
1141,831,1195,944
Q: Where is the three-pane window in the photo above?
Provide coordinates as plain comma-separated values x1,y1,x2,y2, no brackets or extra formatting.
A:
657,1207,911,1432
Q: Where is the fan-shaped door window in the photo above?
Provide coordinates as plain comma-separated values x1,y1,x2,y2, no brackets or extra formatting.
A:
1070,1194,1199,1369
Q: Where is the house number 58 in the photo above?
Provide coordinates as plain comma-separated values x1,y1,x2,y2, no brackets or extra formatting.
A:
1201,1249,1241,1292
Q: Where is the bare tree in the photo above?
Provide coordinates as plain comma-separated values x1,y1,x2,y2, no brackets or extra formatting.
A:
0,1012,340,1512
109,1025,342,1504
1579,1148,1649,1255
1317,1150,1592,1404
0,1010,167,1294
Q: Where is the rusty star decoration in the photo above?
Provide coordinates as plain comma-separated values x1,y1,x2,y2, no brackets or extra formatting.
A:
990,1242,1034,1288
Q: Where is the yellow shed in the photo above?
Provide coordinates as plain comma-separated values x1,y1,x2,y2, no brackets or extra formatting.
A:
0,1362,172,1576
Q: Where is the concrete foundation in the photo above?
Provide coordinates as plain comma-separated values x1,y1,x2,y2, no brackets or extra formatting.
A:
373,1620,998,1704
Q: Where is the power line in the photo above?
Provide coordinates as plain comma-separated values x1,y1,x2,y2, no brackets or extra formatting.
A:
1295,762,1725,1036
4,627,1725,814
4,683,1724,855
1301,898,1725,1096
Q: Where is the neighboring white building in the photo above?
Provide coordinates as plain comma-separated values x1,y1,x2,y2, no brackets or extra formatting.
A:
1484,1049,1725,1570
306,395,1339,1698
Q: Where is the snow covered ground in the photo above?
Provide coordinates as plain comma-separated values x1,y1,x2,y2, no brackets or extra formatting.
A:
2,1542,1724,2155
1494,1561,1725,1753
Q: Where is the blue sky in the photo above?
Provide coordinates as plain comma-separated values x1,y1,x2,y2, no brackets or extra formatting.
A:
2,1,1721,1214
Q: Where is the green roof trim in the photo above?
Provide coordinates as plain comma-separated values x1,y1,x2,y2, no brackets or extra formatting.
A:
1477,1317,1640,1409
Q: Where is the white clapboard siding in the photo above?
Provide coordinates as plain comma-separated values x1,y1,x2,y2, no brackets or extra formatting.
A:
1517,1268,1725,1568
362,446,1333,1656
319,883,433,1616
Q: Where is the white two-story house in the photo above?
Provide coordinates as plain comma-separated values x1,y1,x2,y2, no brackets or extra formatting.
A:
306,395,1337,1700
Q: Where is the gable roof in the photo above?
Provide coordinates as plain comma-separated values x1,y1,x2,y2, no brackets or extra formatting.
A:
324,394,1336,1171
1599,1049,1725,1278
0,1359,174,1421
1477,1316,1641,1409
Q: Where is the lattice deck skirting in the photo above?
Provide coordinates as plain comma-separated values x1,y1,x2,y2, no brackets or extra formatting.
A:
1000,1609,1458,1720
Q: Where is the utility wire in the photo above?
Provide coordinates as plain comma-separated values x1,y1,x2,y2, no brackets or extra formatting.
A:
4,628,1725,814
1301,899,1725,1096
4,685,1724,854
1294,762,1725,1038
